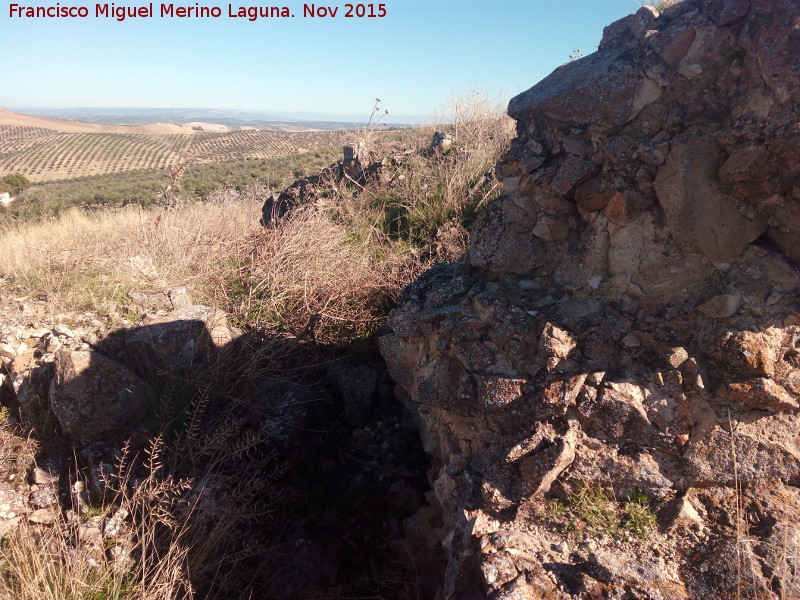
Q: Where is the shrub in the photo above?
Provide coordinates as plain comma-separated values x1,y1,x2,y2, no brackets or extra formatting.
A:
220,208,422,340
1,173,31,194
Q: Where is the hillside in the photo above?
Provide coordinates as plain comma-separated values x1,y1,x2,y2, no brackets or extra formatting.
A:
2,0,798,597
0,107,188,135
0,108,353,181
16,106,415,130
0,95,513,599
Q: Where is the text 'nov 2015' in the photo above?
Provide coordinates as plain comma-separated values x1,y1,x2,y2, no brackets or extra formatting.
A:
7,3,388,21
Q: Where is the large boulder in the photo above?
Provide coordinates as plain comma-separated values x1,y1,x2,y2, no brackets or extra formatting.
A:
122,305,238,378
49,349,155,445
381,0,800,598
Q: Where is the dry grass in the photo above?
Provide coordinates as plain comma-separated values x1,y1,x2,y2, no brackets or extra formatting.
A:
0,407,285,600
0,518,139,600
726,415,800,600
0,91,513,337
0,196,263,316
351,90,514,248
220,92,512,339
223,208,427,339
0,194,425,340
427,90,514,210
641,0,682,12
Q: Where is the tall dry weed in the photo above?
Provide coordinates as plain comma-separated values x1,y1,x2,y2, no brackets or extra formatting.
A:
727,413,800,600
0,415,287,600
346,90,514,250
433,89,514,207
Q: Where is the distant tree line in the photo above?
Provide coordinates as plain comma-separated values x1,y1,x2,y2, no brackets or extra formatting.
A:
0,149,341,222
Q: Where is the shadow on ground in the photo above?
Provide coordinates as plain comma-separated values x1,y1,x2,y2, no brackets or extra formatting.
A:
1,311,441,599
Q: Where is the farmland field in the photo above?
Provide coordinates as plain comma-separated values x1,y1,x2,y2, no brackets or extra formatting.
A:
0,124,353,182
0,148,348,222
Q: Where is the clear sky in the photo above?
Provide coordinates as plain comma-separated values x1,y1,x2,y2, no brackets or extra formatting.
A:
1,0,644,120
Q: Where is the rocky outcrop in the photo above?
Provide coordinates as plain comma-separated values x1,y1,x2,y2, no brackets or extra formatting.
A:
49,349,155,445
381,0,800,598
260,141,387,225
1,303,239,445
259,133,500,233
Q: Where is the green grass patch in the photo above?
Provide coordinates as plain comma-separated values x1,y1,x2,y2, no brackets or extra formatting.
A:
548,482,658,541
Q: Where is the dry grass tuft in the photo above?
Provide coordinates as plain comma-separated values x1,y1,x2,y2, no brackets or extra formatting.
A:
352,90,514,249
0,198,262,316
0,418,286,600
641,0,682,12
222,208,426,339
0,516,142,600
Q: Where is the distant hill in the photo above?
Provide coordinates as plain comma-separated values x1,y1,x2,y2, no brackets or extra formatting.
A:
0,107,190,135
11,107,418,132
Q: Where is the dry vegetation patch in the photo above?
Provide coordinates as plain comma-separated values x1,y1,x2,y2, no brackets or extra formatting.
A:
1,92,514,337
0,199,263,316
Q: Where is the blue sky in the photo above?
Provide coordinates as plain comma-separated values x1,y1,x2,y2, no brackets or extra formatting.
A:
1,0,643,119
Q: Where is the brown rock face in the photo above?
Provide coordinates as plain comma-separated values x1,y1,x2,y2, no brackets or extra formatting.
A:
49,349,155,445
123,305,237,378
654,137,766,264
381,1,800,598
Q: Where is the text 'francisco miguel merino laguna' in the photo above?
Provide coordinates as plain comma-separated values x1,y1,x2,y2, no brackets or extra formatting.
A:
8,3,387,20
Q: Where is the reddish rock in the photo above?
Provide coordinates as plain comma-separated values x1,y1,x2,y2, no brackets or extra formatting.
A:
767,227,800,262
574,176,613,212
540,374,586,408
599,6,657,51
719,378,798,413
654,138,766,264
549,155,599,196
535,195,576,218
604,190,652,226
719,330,780,378
532,216,570,243
696,294,741,318
651,25,697,67
715,0,750,26
476,376,526,408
